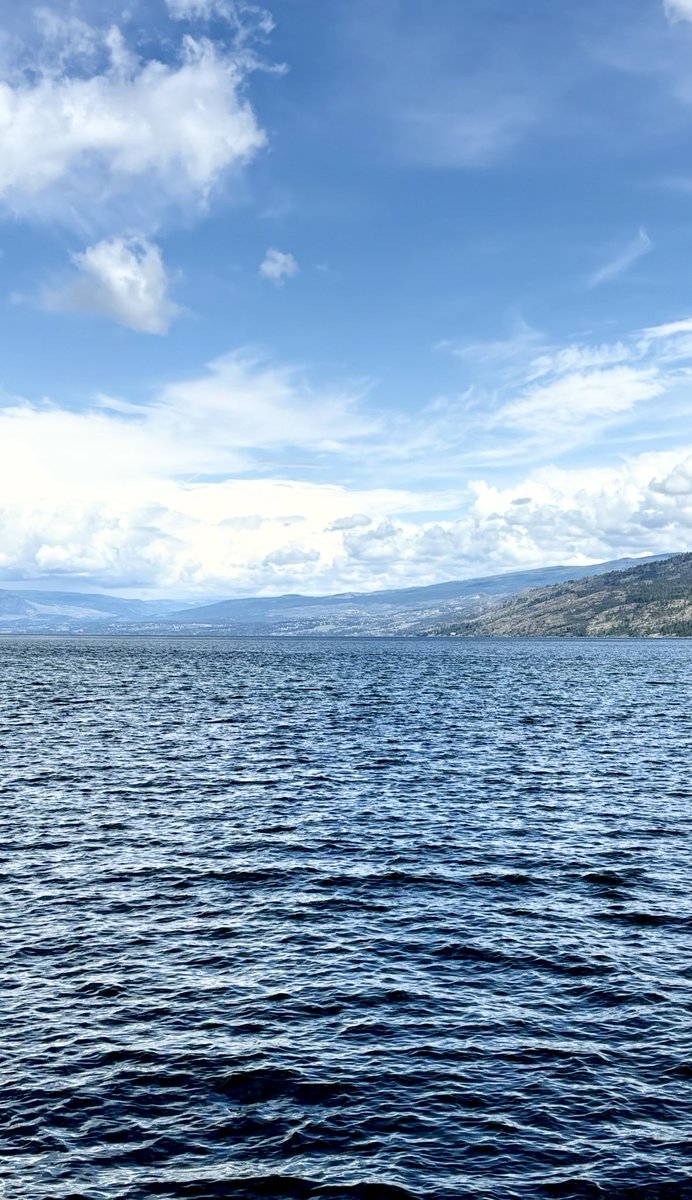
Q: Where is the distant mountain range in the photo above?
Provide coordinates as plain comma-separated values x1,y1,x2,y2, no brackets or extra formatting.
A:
0,554,676,634
0,590,193,627
439,553,692,638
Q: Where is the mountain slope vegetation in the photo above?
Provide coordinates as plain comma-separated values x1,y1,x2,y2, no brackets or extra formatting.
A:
440,553,692,637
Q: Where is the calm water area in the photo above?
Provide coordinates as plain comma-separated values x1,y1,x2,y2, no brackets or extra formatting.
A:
1,636,691,1200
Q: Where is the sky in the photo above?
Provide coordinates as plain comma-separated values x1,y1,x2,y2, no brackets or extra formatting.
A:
2,0,692,597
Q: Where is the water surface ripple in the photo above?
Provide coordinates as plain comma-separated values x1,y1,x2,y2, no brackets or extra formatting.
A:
1,636,691,1200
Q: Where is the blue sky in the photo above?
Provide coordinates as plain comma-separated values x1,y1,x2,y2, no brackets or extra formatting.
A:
2,0,692,596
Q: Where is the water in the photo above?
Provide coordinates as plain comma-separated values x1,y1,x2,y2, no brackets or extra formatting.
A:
1,636,691,1200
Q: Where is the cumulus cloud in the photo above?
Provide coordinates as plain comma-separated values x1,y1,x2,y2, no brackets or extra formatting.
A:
327,514,372,531
260,247,299,284
0,19,266,225
263,545,320,566
3,442,692,595
46,236,180,333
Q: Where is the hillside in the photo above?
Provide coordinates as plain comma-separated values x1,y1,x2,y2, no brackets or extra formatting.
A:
152,556,665,636
0,555,675,634
439,553,692,637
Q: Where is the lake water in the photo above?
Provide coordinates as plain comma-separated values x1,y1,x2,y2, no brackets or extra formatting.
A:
2,636,691,1200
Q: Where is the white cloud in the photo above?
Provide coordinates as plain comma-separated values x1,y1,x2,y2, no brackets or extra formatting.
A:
664,0,692,22
46,236,180,334
260,247,299,284
4,442,692,595
167,0,234,17
263,545,320,566
429,315,692,469
328,514,372,531
500,366,664,437
527,343,632,379
0,21,266,225
588,228,652,288
166,0,274,36
643,316,692,339
33,8,100,71
1,314,692,594
444,320,544,366
0,353,402,591
0,353,377,500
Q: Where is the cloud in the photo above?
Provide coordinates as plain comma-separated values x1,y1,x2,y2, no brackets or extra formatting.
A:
4,441,692,595
166,0,274,37
427,314,692,471
588,228,652,287
396,90,537,169
0,352,403,592
500,366,664,437
0,353,377,499
260,247,299,284
167,0,236,18
643,316,692,339
263,544,320,566
526,343,631,379
46,236,180,333
664,0,692,22
443,320,545,366
0,19,266,226
342,0,570,169
2,312,692,594
327,514,372,531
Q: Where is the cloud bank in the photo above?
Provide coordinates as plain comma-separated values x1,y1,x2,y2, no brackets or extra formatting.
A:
2,315,692,594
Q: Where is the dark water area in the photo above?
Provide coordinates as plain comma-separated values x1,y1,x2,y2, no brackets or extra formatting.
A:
1,636,691,1200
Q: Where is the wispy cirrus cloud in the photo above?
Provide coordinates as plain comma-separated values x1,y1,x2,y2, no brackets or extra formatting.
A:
587,228,652,288
423,313,692,474
341,0,551,169
165,0,275,38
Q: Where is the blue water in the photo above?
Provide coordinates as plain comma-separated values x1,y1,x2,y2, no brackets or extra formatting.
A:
2,636,691,1200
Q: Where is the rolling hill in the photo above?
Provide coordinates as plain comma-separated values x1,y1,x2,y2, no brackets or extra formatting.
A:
153,555,671,636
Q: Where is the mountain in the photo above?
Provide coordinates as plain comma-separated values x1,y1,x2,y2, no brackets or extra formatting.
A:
0,590,195,630
438,553,692,637
0,555,677,635
152,555,672,636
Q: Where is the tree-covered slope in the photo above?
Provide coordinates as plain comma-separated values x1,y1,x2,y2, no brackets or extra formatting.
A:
440,553,692,637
